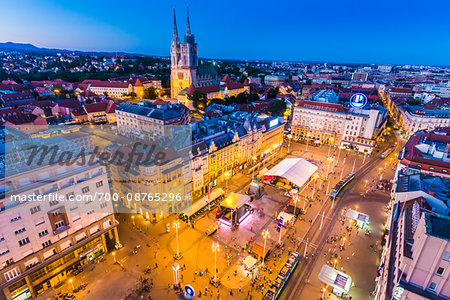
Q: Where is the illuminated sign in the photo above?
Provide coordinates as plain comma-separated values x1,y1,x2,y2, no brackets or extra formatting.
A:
184,285,195,299
269,119,279,128
349,93,367,109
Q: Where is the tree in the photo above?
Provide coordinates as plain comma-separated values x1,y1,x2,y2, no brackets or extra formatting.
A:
267,87,279,99
239,74,248,83
269,99,287,116
129,92,137,99
305,79,312,85
189,90,207,110
408,98,421,106
144,87,158,100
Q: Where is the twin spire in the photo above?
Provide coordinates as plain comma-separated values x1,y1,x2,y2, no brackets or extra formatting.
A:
173,6,194,44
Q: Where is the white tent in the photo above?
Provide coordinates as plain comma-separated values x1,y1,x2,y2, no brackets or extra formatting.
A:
318,264,352,293
265,158,318,188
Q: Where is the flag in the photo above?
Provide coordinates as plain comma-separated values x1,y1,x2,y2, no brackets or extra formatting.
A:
260,152,267,164
377,263,384,277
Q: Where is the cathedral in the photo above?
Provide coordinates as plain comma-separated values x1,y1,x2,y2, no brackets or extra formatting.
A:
170,8,219,99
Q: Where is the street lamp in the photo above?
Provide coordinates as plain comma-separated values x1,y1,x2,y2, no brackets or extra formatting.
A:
305,133,310,151
326,157,334,178
287,134,292,154
252,156,257,181
211,242,220,283
365,179,369,187
356,205,359,212
225,171,231,196
69,278,74,291
334,259,338,269
293,196,299,216
112,251,116,263
173,221,181,259
322,287,326,299
262,230,270,265
341,236,346,247
311,174,319,198
378,167,382,175
131,215,135,226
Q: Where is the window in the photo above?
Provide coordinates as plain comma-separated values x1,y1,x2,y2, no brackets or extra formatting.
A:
55,220,66,229
443,252,450,262
30,206,41,214
42,240,52,248
429,282,437,291
96,181,103,188
38,230,48,237
18,237,30,247
49,200,59,207
82,186,90,193
14,228,26,235
10,215,21,222
436,267,444,276
66,192,74,200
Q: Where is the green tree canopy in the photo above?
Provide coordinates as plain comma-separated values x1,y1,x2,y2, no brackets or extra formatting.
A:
144,87,158,99
267,87,279,99
269,99,287,116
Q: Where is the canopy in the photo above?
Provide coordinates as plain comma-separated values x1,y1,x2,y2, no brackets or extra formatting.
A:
243,255,258,270
251,243,270,260
318,264,352,293
345,209,369,224
220,193,250,209
265,158,318,188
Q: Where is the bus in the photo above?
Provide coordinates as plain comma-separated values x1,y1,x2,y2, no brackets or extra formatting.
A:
381,147,395,159
179,188,225,223
330,173,355,199
263,251,300,300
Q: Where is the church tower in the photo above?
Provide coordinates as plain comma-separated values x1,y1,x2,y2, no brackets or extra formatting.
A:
170,7,198,98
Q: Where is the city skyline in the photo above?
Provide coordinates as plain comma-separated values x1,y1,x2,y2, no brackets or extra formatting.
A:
2,0,450,66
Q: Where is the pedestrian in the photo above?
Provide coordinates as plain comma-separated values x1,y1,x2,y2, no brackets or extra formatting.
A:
155,263,158,268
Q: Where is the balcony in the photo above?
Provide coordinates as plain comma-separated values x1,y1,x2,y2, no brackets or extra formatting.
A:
53,224,71,236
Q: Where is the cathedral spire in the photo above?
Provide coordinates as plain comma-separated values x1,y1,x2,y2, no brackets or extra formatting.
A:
186,5,191,36
172,8,179,43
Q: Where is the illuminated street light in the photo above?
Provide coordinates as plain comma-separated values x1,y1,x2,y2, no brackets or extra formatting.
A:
211,243,220,283
262,230,270,265
112,251,116,263
365,179,369,187
341,236,346,247
173,221,181,259
225,171,231,196
69,278,74,291
334,259,338,269
287,134,292,154
131,215,135,226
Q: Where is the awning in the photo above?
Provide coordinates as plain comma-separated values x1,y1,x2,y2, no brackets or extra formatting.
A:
220,193,250,209
243,255,258,269
345,209,369,224
251,243,270,260
318,264,352,293
264,158,318,188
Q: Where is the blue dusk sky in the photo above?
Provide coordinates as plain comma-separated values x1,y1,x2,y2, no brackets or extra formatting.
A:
1,0,450,66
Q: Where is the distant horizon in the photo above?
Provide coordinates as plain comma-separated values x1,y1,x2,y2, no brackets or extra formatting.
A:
3,40,450,69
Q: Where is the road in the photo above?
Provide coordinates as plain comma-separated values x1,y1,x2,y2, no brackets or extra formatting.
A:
280,131,399,300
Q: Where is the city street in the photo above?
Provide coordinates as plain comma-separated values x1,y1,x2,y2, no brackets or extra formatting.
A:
36,131,401,300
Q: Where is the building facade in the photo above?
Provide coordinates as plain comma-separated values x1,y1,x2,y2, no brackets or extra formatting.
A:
0,137,119,300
